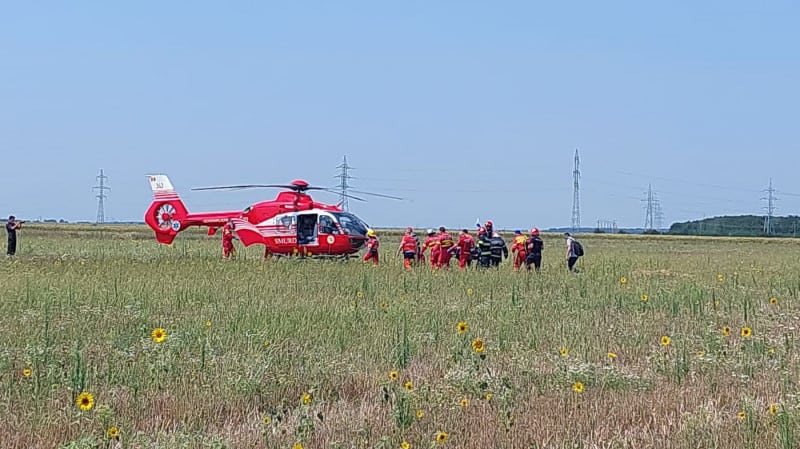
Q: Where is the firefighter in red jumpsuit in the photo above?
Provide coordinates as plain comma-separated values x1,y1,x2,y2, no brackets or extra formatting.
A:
222,220,237,259
398,227,418,270
363,229,379,265
437,227,455,268
511,229,528,271
454,229,475,270
421,229,440,269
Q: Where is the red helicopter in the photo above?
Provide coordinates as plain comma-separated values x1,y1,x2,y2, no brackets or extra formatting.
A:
144,174,402,256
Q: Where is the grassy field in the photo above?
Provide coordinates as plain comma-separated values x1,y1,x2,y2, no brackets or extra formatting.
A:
2,224,800,449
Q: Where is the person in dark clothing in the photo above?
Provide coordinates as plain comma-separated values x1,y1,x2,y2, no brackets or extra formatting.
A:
6,215,23,256
476,227,492,268
565,232,579,272
525,228,544,271
489,231,509,267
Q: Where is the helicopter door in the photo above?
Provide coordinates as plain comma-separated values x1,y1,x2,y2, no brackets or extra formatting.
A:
296,213,318,246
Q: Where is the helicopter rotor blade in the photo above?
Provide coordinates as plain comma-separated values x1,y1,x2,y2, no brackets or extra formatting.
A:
191,184,294,191
320,188,367,202
348,189,405,201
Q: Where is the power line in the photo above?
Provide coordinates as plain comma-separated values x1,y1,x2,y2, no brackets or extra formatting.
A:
335,156,354,211
572,149,581,233
642,183,662,232
762,178,777,236
93,169,110,224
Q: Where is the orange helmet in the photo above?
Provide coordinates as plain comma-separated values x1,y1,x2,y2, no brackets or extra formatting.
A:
531,228,539,236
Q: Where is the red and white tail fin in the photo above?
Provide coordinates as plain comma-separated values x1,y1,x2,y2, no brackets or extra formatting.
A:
144,174,189,245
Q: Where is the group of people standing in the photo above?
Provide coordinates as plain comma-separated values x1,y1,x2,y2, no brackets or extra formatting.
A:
363,220,581,272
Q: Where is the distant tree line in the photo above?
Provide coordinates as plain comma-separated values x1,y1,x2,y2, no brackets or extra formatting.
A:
669,215,800,237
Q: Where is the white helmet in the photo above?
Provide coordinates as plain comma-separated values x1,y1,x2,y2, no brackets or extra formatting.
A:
427,228,435,235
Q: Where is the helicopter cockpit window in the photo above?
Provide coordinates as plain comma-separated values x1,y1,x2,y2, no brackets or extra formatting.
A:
319,215,338,234
332,212,369,236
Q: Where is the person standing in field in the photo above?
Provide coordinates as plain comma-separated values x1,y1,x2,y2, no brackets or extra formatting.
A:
437,227,455,269
510,229,528,272
489,231,509,267
420,229,440,269
6,215,23,256
476,227,492,268
454,229,475,270
398,227,418,270
221,219,237,259
525,228,544,272
363,229,379,265
564,232,579,272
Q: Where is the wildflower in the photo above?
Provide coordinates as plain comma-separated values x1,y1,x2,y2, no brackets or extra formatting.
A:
416,409,424,419
769,403,779,416
472,338,485,353
302,393,312,405
485,393,493,401
722,326,731,337
389,370,399,381
466,287,474,296
460,398,469,407
293,443,303,449
76,391,94,411
404,381,414,391
717,274,724,283
435,431,448,443
572,381,584,393
457,321,468,335
108,426,119,439
559,347,568,357
263,415,271,425
22,368,32,378
738,411,746,421
660,336,671,346
205,320,212,328
619,276,628,285
607,352,617,360
768,347,776,355
263,340,271,348
151,327,166,343
696,351,704,357
741,327,752,338
641,293,649,302
770,296,778,305
357,291,364,299
401,442,410,449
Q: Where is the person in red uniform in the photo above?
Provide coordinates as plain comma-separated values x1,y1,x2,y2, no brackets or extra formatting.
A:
511,229,528,272
222,219,237,259
420,229,440,269
437,226,455,268
397,227,419,270
454,229,475,270
363,229,379,265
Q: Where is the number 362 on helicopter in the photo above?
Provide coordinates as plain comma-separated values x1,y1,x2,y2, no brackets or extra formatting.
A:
143,174,403,257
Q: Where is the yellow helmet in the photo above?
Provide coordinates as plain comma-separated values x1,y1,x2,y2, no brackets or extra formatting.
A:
367,229,376,237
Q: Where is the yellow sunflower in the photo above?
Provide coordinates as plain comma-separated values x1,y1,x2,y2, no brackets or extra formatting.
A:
660,336,671,346
263,415,271,425
401,442,410,449
263,340,271,348
619,276,628,285
472,338,485,353
741,327,752,338
357,291,364,299
641,293,649,302
738,411,746,421
293,443,303,449
607,352,617,360
404,380,414,391
769,403,779,416
416,409,424,419
205,320,212,328
466,287,474,296
76,391,94,411
435,431,448,443
769,297,778,305
457,321,468,335
389,370,399,381
722,326,731,337
302,393,312,405
572,381,584,393
560,347,569,357
460,398,469,407
151,327,166,343
717,274,724,283
107,426,119,439
22,368,32,378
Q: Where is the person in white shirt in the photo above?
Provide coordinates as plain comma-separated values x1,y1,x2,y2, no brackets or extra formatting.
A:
564,232,579,272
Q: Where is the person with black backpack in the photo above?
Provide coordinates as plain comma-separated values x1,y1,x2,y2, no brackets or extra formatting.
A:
564,232,583,272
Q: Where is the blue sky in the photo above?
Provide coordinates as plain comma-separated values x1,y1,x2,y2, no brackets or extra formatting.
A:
2,1,799,230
